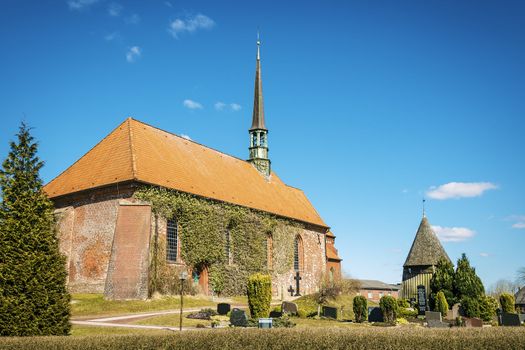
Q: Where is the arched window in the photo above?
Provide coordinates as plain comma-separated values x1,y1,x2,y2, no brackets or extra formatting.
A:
225,228,233,265
294,235,304,272
266,233,273,270
166,217,178,262
329,267,335,282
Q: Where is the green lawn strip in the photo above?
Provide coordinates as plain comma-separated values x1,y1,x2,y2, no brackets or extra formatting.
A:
70,325,172,337
71,294,215,318
132,312,219,328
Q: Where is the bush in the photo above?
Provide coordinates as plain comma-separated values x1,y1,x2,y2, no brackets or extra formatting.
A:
398,308,418,319
397,299,410,308
480,296,498,321
353,295,368,323
272,316,296,328
297,310,307,319
379,296,398,323
499,293,516,313
246,273,272,318
460,296,480,318
435,291,449,317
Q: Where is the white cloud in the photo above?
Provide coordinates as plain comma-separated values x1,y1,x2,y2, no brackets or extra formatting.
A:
104,32,119,41
126,46,141,63
230,103,241,111
480,252,490,257
183,99,203,110
68,0,99,10
108,2,122,16
125,14,140,24
426,182,498,200
180,134,192,140
508,215,525,229
214,102,226,111
432,225,475,242
168,14,215,38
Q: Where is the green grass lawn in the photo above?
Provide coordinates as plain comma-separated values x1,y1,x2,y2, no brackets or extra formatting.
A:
71,294,215,318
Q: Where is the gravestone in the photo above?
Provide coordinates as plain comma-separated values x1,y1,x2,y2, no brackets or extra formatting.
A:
425,311,442,322
446,303,463,320
322,306,338,319
288,285,295,297
519,314,525,324
368,307,383,322
501,313,521,327
464,317,483,328
269,310,283,318
294,272,302,296
217,303,231,315
282,301,298,315
230,308,248,327
417,285,427,316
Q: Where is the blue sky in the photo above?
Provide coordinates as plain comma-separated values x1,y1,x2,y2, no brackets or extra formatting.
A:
1,0,524,289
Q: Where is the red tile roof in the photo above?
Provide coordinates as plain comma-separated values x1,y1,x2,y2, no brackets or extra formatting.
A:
44,118,328,228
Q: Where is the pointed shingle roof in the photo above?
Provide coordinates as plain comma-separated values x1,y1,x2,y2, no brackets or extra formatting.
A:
44,118,327,228
403,216,450,267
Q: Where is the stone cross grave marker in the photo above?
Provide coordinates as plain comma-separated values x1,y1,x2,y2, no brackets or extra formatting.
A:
417,285,427,316
288,285,295,297
294,272,302,296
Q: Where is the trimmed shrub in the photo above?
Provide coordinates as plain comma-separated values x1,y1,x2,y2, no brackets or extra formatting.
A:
435,291,449,317
499,293,516,313
353,295,368,323
398,308,418,319
480,296,498,322
397,299,410,308
379,296,398,323
460,296,480,318
247,273,272,318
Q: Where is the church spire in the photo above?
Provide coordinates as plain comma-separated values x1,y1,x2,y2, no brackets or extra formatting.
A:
250,33,266,131
248,34,271,177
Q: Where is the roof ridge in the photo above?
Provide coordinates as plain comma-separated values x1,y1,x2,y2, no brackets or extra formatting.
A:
45,118,133,189
127,117,137,179
129,118,259,167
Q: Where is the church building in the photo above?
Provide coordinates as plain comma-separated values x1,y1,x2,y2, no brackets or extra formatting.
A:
400,214,450,301
44,39,341,300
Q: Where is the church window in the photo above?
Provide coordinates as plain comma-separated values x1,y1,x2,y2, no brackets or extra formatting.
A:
266,233,273,270
225,229,233,265
166,217,178,262
329,267,335,282
294,235,304,272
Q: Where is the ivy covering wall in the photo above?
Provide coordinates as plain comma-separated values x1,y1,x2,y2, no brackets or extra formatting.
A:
134,187,303,296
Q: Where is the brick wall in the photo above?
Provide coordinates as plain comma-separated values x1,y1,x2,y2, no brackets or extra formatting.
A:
357,289,399,303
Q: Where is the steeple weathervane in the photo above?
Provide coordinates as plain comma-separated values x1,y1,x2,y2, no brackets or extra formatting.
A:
248,33,271,177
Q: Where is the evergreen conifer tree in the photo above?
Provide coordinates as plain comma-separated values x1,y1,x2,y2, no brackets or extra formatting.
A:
429,258,455,309
0,123,70,336
454,253,485,300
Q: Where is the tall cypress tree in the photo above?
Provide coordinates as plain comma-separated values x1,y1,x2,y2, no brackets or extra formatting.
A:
454,253,485,300
0,123,70,336
429,258,456,310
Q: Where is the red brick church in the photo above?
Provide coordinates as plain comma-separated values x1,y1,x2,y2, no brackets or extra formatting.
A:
44,39,341,299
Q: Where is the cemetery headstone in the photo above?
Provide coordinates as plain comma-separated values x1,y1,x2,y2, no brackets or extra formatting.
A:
269,310,283,318
501,313,521,327
417,285,427,316
294,272,302,296
446,303,462,320
281,301,298,315
425,311,442,322
230,308,248,327
217,303,231,315
322,306,338,319
464,317,483,328
519,314,525,324
368,307,383,322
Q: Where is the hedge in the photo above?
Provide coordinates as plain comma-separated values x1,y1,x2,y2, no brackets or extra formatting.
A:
247,273,272,318
1,328,525,350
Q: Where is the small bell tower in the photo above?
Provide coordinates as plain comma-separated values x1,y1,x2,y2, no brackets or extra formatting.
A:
248,34,271,177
